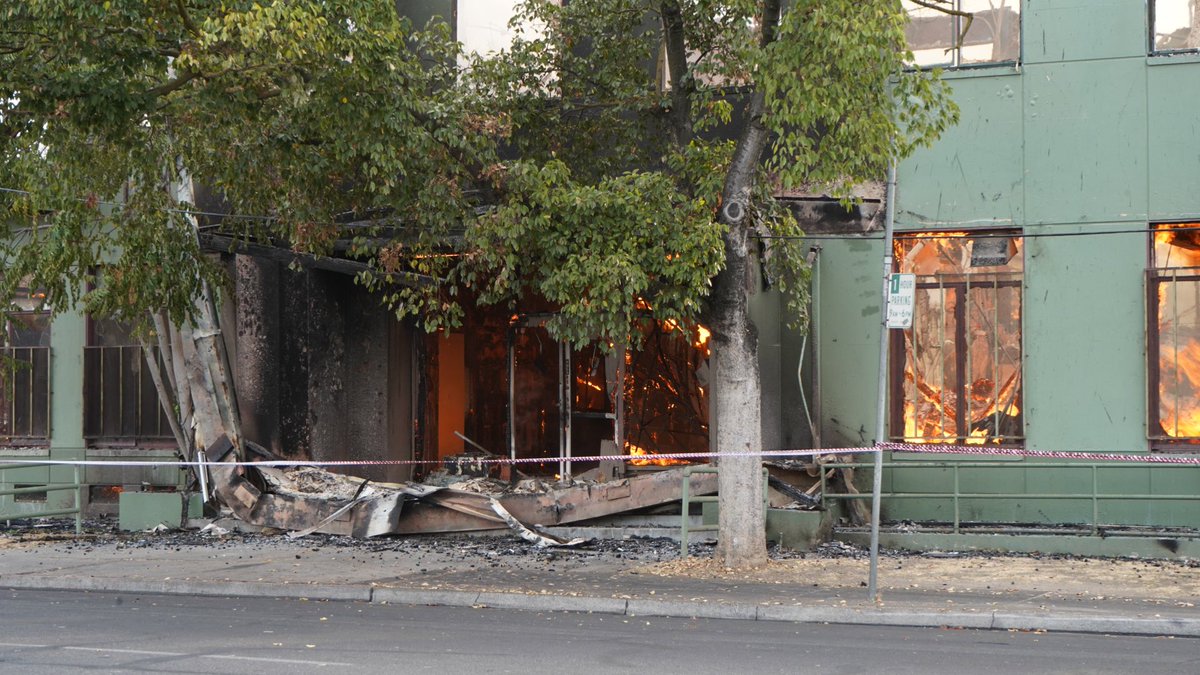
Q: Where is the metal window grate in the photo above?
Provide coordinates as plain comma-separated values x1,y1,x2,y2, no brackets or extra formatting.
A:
1148,269,1200,444
0,347,51,442
892,273,1023,445
82,345,174,444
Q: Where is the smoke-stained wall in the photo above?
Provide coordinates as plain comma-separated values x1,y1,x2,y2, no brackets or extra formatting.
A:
235,257,413,483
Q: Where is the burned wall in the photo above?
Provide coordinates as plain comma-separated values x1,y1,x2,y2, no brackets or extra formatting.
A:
234,256,413,482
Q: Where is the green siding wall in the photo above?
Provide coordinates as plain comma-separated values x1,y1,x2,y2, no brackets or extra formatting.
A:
1148,56,1200,219
1022,224,1146,453
896,70,1024,229
807,1,1200,530
813,237,883,448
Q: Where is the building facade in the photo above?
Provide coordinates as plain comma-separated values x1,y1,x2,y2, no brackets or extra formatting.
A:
804,0,1200,535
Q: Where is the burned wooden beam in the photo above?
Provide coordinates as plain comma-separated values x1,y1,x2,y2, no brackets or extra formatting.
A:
390,466,719,534
199,233,437,288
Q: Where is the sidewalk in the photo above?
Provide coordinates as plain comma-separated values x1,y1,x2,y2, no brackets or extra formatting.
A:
1,523,1197,637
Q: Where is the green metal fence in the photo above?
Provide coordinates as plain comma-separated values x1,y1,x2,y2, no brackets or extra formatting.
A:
0,462,83,535
820,460,1200,535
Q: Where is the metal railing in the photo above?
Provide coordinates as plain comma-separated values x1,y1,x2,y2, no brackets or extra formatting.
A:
0,462,82,534
0,346,51,441
680,465,769,557
83,345,173,443
821,460,1200,535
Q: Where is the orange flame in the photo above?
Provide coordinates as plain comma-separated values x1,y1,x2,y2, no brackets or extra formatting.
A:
626,443,690,466
1154,224,1200,440
896,233,1022,445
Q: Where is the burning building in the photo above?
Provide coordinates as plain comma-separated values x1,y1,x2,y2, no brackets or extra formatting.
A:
803,0,1200,546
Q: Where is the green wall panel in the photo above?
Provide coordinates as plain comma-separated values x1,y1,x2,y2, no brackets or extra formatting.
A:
1147,59,1200,220
49,309,86,456
896,72,1024,230
955,465,1025,493
1022,0,1147,64
1023,59,1148,225
749,288,784,450
815,238,882,448
1022,225,1146,452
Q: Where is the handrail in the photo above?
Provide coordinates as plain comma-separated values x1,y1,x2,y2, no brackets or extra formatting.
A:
820,460,1200,535
0,462,83,535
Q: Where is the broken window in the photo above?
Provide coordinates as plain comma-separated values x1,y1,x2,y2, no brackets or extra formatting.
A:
903,0,1021,68
1152,0,1200,53
890,232,1024,445
1,286,50,442
83,315,174,446
420,299,710,481
1148,224,1200,447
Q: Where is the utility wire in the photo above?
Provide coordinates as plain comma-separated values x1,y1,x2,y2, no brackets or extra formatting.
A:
5,183,1200,241
758,223,1200,242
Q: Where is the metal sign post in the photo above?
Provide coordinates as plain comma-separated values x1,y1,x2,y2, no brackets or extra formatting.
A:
868,161,898,602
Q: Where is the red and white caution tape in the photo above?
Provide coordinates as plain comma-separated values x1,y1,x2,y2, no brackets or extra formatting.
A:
0,446,875,469
880,442,1200,465
3,442,1198,468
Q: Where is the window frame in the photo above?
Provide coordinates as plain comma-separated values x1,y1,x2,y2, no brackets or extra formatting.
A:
1,297,51,445
1150,0,1200,55
81,277,175,449
888,230,1025,447
1146,222,1200,451
903,0,1023,69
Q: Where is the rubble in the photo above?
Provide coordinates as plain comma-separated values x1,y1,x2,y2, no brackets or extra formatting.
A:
201,435,720,540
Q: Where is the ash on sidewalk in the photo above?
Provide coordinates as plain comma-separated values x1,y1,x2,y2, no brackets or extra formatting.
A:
2,519,1197,637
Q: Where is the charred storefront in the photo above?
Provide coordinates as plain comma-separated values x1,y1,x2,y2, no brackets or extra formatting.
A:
228,253,719,485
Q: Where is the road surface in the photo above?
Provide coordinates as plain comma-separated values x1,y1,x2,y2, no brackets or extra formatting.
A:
0,589,1195,673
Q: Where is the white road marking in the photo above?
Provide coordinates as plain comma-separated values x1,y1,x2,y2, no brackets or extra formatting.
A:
204,654,354,666
64,646,185,657
0,642,50,648
60,644,352,667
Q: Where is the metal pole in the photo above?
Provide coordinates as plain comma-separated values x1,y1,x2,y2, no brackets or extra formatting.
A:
868,160,898,602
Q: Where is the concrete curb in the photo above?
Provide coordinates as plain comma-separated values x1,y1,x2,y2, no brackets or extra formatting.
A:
627,598,757,621
990,612,1200,638
0,575,371,602
372,588,482,607
755,604,994,629
4,575,1197,637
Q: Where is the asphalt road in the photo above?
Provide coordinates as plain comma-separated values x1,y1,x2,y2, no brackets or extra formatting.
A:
0,589,1196,674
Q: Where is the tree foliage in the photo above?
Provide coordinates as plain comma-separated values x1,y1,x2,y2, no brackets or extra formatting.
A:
1,0,954,347
1,0,485,329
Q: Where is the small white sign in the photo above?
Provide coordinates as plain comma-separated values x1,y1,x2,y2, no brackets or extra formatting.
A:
886,273,916,329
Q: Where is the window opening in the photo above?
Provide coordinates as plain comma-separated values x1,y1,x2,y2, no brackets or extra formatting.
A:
83,310,173,446
1148,223,1200,447
1152,0,1200,53
2,285,51,443
903,0,1021,68
891,232,1024,445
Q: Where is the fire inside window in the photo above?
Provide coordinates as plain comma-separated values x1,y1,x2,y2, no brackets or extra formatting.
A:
890,232,1024,445
1148,224,1200,445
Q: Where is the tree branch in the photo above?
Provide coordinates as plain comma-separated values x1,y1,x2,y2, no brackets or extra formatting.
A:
908,0,974,49
660,0,693,149
145,70,199,98
173,0,202,37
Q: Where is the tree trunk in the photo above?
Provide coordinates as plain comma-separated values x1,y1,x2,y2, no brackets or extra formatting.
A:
711,223,767,567
708,0,781,568
711,88,771,567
